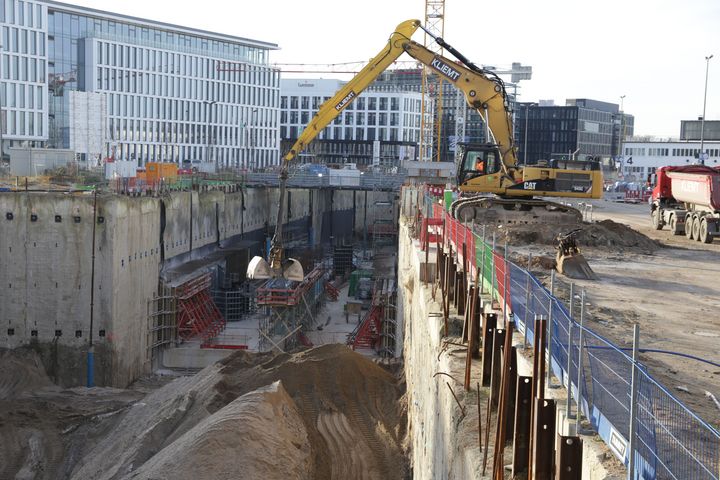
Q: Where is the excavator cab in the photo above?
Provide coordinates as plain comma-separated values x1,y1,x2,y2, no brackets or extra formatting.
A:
456,143,502,185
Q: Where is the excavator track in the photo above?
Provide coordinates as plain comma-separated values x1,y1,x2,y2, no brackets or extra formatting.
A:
451,195,582,226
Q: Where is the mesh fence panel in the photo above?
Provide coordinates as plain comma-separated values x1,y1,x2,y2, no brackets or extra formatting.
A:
421,192,720,479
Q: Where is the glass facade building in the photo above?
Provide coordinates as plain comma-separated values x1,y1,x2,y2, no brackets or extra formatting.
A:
1,0,280,168
516,99,635,164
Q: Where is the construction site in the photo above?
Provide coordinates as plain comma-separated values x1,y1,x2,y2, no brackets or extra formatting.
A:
2,2,720,480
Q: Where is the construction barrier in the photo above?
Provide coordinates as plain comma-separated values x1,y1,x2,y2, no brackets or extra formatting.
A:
420,191,720,480
624,190,651,203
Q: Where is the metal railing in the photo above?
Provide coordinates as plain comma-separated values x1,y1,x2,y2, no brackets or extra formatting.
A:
423,191,720,480
244,171,407,191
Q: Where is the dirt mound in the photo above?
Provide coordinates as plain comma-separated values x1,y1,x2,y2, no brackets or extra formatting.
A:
70,365,226,480
125,382,312,480
71,344,407,480
0,348,145,480
503,219,659,253
0,348,54,400
214,344,408,480
577,220,660,252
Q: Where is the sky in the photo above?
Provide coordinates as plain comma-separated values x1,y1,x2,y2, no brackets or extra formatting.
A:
71,0,720,138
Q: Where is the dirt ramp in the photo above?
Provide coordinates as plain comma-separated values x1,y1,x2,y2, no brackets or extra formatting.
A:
124,381,312,480
70,364,225,480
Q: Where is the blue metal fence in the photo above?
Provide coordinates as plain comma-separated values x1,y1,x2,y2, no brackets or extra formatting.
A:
429,194,720,480
499,249,720,480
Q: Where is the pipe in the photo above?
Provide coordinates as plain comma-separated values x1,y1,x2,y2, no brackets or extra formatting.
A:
87,188,98,388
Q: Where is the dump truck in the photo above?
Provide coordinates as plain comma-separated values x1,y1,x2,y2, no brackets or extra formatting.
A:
650,164,720,243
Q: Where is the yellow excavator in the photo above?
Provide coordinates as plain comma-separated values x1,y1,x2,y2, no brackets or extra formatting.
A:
248,19,603,281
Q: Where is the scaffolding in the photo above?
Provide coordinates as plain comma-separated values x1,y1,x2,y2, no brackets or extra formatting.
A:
256,266,326,352
333,244,354,278
212,282,258,321
370,220,398,248
174,273,226,344
146,284,177,368
346,277,397,355
369,192,398,250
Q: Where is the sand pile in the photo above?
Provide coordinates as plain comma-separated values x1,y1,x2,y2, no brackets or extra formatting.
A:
125,382,312,480
213,344,408,480
70,344,408,480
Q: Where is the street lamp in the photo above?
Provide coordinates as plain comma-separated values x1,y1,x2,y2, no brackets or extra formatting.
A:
250,108,258,171
203,100,217,171
522,102,537,165
618,95,626,167
700,54,713,164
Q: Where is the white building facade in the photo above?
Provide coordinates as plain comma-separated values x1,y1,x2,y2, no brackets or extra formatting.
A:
1,1,281,169
279,78,429,165
620,140,720,181
0,0,49,147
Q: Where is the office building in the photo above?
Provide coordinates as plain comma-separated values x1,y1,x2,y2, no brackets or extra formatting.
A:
279,78,427,167
680,119,720,141
516,99,635,164
1,1,280,169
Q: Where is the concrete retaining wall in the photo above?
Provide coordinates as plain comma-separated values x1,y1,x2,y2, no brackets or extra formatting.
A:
0,186,395,387
398,220,481,478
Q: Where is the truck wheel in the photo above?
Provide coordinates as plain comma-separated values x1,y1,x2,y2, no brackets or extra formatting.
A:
651,209,663,230
670,216,683,235
699,219,713,243
685,214,695,240
692,216,702,241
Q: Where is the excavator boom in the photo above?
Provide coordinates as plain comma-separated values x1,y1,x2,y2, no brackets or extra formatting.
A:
248,19,603,282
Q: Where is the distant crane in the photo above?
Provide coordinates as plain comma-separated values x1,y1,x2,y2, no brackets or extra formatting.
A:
47,71,77,148
48,70,77,96
421,0,446,163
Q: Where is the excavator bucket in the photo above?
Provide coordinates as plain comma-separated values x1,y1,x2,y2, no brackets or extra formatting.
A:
555,251,597,280
247,256,272,280
555,229,597,280
282,259,305,282
247,256,305,282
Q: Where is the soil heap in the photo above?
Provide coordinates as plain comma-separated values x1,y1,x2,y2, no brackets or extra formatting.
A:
1,345,407,480
502,218,659,254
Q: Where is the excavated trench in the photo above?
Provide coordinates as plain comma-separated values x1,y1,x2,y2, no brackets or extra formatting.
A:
0,345,411,480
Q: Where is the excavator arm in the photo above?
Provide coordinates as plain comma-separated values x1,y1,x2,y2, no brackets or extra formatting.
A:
284,20,519,178
401,42,519,182
282,19,421,164
248,18,599,281
249,19,423,280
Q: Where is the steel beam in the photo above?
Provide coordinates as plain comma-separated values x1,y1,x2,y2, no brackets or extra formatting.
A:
556,435,583,480
531,398,557,480
512,375,533,477
480,312,497,386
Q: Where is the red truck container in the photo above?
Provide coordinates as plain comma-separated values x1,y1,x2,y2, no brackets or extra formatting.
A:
650,165,720,243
